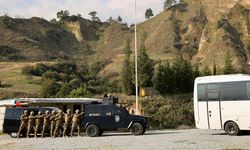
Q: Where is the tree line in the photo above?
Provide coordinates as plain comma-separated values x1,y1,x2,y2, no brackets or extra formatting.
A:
121,37,238,96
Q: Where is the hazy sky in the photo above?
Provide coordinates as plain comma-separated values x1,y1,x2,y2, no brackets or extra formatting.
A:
0,0,166,24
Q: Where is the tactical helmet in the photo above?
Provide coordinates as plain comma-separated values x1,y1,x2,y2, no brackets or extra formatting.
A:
38,111,42,115
30,111,34,115
52,110,56,115
45,110,49,114
67,109,71,113
75,109,80,114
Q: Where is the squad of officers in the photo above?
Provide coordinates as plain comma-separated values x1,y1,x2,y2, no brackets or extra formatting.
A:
17,109,84,138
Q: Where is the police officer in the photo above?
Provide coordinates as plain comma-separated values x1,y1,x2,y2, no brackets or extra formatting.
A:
70,109,84,137
17,110,29,138
41,110,50,138
34,111,44,138
53,111,63,138
27,111,36,138
50,110,57,138
63,109,73,137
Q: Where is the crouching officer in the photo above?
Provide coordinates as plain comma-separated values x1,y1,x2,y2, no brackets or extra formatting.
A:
34,111,44,138
70,109,84,137
50,110,57,138
27,111,36,138
63,109,73,137
41,110,50,138
53,111,63,138
17,110,29,138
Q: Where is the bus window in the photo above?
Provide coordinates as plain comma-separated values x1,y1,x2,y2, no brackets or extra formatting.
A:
198,84,206,101
221,82,245,101
207,83,219,91
207,92,219,100
246,82,250,99
207,83,219,100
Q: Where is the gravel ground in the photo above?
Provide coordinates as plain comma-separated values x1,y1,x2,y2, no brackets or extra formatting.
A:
0,129,250,150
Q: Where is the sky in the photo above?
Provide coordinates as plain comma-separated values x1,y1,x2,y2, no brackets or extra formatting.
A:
0,0,166,24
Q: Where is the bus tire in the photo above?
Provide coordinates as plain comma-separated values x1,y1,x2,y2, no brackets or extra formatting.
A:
225,122,240,136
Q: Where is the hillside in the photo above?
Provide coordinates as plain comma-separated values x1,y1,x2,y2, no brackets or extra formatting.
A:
1,0,250,97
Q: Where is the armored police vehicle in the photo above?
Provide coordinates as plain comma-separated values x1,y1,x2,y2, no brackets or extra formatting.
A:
82,98,148,137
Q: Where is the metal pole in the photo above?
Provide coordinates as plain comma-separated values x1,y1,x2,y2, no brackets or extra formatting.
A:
134,0,139,115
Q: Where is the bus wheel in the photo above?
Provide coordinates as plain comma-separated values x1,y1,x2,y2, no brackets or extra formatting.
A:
225,122,240,136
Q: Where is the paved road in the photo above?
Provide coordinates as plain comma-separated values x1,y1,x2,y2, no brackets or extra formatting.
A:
0,129,250,150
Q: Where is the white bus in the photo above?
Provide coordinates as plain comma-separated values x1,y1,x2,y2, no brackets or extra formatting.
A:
194,74,250,135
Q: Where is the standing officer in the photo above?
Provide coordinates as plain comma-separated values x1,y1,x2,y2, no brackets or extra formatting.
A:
53,111,63,138
63,109,73,137
50,110,57,137
41,110,50,138
70,109,84,137
17,110,29,138
27,111,36,138
34,111,44,138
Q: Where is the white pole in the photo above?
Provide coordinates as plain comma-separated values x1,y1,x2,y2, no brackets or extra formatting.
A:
134,0,139,115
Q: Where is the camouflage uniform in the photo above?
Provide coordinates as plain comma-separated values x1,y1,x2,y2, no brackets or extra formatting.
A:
49,110,56,137
63,109,73,137
27,111,36,138
17,110,29,138
41,111,50,138
53,111,63,138
34,111,44,138
70,110,84,137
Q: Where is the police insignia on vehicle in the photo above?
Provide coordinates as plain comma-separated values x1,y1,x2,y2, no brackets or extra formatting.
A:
115,115,120,122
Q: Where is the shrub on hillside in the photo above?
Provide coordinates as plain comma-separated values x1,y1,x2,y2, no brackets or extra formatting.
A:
42,71,61,81
69,86,92,98
142,94,194,129
41,80,61,98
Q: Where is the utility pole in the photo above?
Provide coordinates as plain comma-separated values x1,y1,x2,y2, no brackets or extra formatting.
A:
134,0,139,115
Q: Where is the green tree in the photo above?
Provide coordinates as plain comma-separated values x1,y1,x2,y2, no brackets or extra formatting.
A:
223,53,235,74
108,16,113,23
121,39,134,95
69,78,82,89
69,86,92,98
193,65,200,78
202,65,211,76
164,0,177,10
89,11,100,22
56,83,72,97
133,34,154,88
145,8,154,19
213,62,217,75
154,61,174,94
117,16,122,23
41,80,61,98
172,57,194,93
56,10,69,20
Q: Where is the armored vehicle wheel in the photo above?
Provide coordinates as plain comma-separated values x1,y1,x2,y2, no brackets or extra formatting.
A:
130,123,144,136
225,121,240,136
86,125,100,137
58,128,63,137
10,132,17,138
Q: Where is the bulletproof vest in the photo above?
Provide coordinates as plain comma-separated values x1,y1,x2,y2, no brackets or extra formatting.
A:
36,115,43,124
21,114,28,124
28,115,35,125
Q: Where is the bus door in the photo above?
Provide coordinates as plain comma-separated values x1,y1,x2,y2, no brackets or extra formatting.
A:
207,83,222,129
